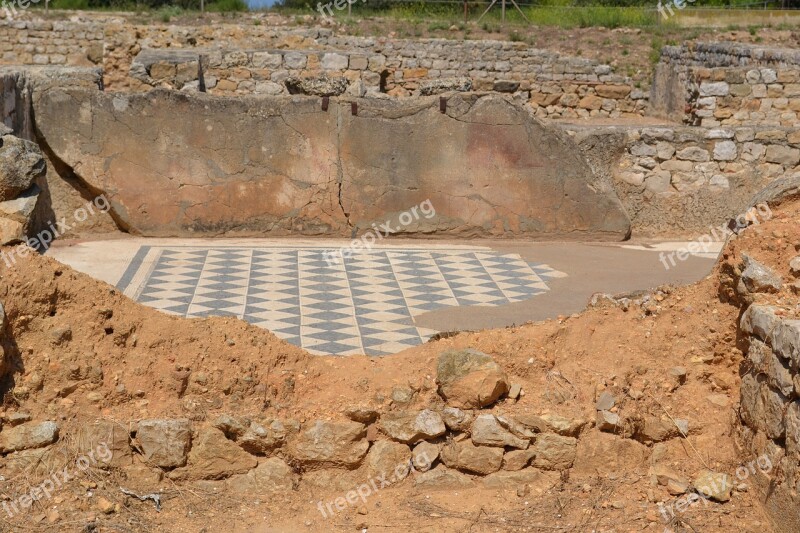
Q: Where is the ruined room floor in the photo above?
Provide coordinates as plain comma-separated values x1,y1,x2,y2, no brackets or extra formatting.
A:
45,237,721,355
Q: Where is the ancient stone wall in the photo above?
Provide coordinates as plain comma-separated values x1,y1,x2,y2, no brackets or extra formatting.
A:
738,302,800,533
0,20,103,67
651,42,800,128
127,44,647,118
1,18,646,119
0,66,117,239
563,124,800,235
100,23,323,91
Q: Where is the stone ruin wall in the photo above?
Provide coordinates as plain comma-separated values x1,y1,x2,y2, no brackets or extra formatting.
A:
0,19,104,68
563,124,800,236
0,19,649,120
737,301,800,533
127,42,648,120
3,18,800,127
652,42,800,128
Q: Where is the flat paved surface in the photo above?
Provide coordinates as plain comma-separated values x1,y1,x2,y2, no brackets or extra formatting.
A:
46,237,721,356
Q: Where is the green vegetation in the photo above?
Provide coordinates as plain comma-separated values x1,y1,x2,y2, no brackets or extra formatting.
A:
47,0,247,12
28,0,800,28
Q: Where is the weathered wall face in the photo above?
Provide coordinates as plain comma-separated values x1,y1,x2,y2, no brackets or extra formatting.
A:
1,67,117,238
101,23,322,92
564,124,800,236
31,87,631,240
651,42,800,128
35,89,343,236
337,96,630,237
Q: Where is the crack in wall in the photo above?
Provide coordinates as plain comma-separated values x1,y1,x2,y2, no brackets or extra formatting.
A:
334,102,352,229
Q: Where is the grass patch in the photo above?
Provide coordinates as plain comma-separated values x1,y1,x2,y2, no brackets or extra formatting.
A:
523,6,658,29
276,4,660,29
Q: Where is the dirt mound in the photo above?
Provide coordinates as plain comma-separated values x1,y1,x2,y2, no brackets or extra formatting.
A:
2,201,800,532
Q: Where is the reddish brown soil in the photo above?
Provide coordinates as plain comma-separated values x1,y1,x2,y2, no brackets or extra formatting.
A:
2,199,800,532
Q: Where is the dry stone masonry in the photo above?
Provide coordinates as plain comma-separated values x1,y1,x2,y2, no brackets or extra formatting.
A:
653,42,800,128
126,42,647,119
0,350,608,496
735,256,800,533
0,19,103,67
2,17,646,118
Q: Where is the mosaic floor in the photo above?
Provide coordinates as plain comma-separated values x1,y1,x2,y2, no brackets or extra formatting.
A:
116,245,567,356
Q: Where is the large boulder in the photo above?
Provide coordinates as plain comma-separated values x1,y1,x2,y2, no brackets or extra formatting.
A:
366,440,412,480
531,434,578,470
136,419,192,469
0,135,45,202
0,184,40,245
740,253,782,294
471,414,529,449
169,427,257,480
440,440,503,475
437,349,509,408
0,217,25,246
0,421,59,453
227,457,296,493
287,420,369,468
380,410,446,444
414,464,475,490
236,418,297,455
75,419,133,468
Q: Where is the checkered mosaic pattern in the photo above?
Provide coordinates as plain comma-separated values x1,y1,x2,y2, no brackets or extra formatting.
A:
118,246,566,356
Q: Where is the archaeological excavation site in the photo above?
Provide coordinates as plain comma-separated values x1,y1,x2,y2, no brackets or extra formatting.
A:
1,6,800,533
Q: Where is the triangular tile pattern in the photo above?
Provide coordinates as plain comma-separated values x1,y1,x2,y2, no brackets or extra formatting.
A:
347,250,421,356
137,249,207,315
244,250,301,346
187,249,252,318
297,250,364,356
126,246,566,356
